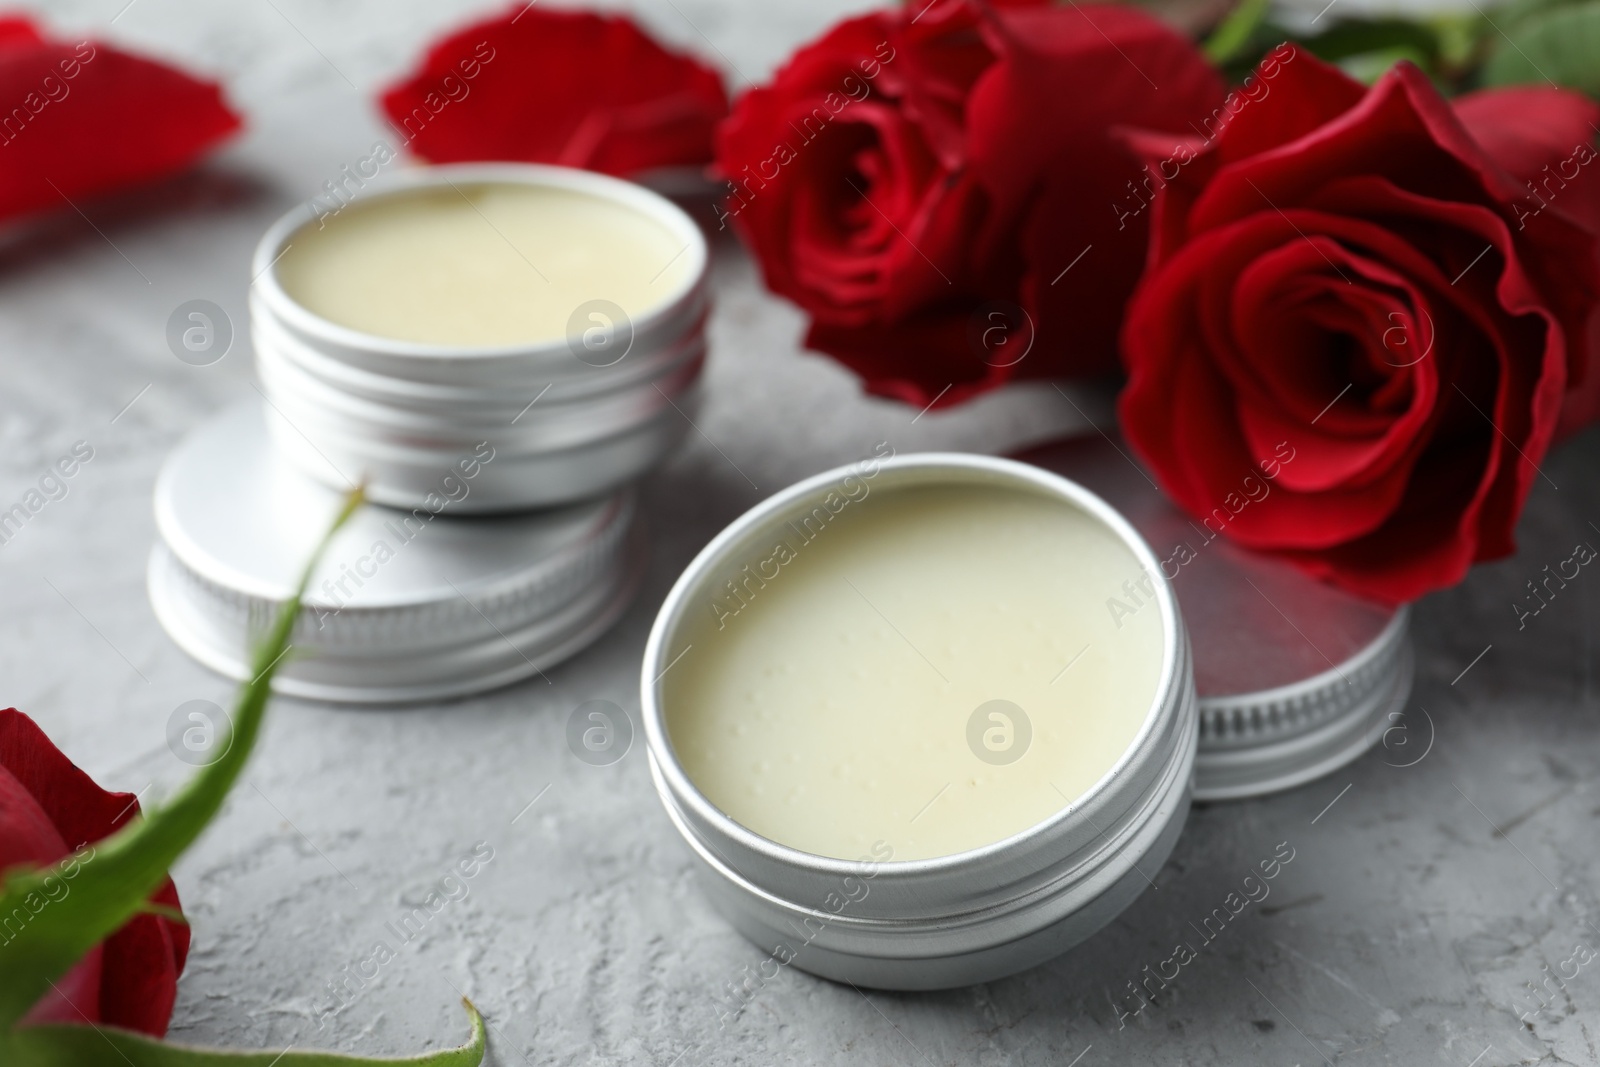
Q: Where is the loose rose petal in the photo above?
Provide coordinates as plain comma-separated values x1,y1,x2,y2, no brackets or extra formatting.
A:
381,6,727,178
0,17,238,223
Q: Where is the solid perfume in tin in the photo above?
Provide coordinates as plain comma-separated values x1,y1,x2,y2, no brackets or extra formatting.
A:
249,162,710,512
641,454,1197,989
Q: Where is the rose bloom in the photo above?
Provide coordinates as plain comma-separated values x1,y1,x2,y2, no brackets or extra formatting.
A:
381,6,727,178
716,0,1223,406
1,708,189,1033
1119,47,1600,604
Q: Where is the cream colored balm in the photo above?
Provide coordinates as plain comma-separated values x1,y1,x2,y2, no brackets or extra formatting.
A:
275,183,692,347
665,482,1166,862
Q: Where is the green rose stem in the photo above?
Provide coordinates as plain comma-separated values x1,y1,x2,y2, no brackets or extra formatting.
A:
0,487,486,1067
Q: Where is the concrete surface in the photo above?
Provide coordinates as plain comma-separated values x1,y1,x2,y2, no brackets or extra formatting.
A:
4,1,1599,1064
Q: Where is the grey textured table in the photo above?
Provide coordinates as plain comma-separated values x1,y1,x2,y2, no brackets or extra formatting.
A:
7,2,1599,1064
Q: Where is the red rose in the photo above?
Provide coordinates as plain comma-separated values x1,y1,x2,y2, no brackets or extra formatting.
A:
716,1,1223,407
380,6,728,178
1118,48,1600,604
0,16,238,223
1,708,189,1035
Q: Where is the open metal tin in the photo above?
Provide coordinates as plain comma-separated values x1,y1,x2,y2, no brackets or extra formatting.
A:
640,454,1197,990
248,162,709,512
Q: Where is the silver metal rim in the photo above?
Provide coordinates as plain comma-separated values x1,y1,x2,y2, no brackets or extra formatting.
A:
150,407,637,605
250,296,708,408
1193,629,1415,802
250,162,709,364
248,163,710,510
1193,607,1414,801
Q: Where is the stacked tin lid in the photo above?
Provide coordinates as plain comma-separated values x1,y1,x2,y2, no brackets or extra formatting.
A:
149,164,709,703
149,403,645,703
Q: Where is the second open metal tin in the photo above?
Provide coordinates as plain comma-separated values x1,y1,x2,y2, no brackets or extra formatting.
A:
640,454,1197,990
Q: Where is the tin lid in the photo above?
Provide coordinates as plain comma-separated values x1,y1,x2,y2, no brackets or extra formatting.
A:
1016,433,1413,801
148,401,643,703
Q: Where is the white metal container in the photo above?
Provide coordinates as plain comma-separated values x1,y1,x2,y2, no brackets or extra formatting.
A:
148,402,643,704
640,454,1197,989
248,162,710,512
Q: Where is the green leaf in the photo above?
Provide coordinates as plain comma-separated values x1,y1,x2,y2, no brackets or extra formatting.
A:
1431,12,1483,75
1214,19,1445,84
1489,0,1589,37
0,488,364,1030
1482,0,1600,92
1,998,484,1067
135,901,188,924
1205,0,1273,64
1338,44,1438,83
1295,18,1442,65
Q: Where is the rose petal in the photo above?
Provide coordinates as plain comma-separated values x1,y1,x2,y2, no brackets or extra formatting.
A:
965,4,1225,371
1207,47,1364,167
0,709,188,1037
1454,88,1600,435
96,882,186,1036
20,947,104,1028
381,6,727,178
805,301,1011,406
0,761,67,874
0,708,138,850
1454,85,1600,233
1127,221,1422,549
0,19,238,223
